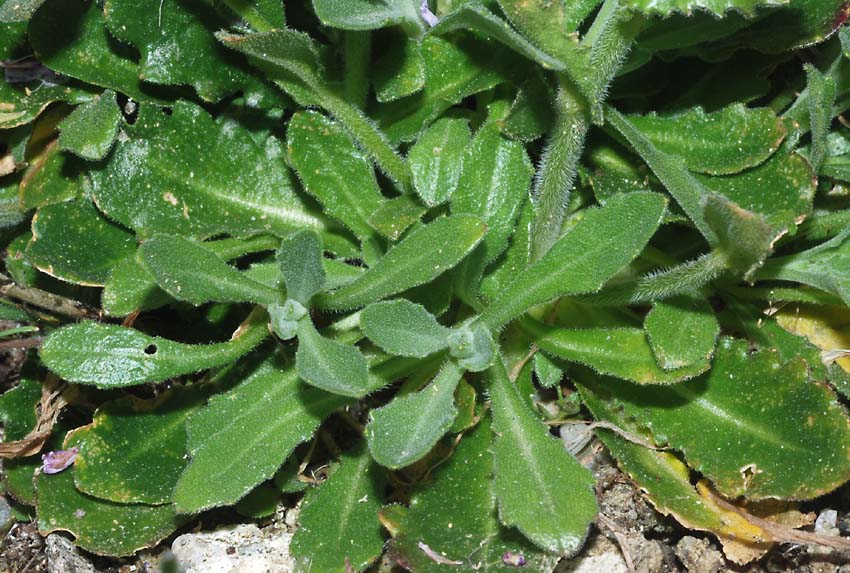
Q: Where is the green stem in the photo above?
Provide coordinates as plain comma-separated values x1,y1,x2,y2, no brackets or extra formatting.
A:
343,31,371,109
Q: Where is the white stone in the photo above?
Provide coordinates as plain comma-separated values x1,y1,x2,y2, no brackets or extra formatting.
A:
171,523,294,573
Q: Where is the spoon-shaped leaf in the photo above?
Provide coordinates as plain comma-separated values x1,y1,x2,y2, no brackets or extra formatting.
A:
488,358,598,556
295,319,372,398
317,215,487,310
277,229,325,305
40,309,270,387
366,361,463,469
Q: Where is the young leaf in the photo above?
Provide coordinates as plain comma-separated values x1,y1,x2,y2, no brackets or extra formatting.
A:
140,234,282,305
360,299,450,358
40,309,270,387
579,338,850,500
480,191,667,331
381,417,558,572
57,90,122,161
448,322,497,372
37,470,184,556
287,111,387,241
644,296,719,371
291,444,386,573
488,359,598,555
296,319,372,398
366,361,463,469
317,215,487,311
703,193,773,279
622,104,786,175
277,230,326,305
173,352,350,513
407,117,470,207
26,199,136,286
89,102,336,243
520,318,710,384
67,387,205,504
533,352,564,388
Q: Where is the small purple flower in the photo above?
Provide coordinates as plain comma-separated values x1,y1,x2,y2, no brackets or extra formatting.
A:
41,447,79,475
502,551,526,567
420,0,438,27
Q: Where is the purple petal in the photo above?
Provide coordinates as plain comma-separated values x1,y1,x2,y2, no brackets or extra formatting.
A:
502,551,526,567
420,0,438,27
42,447,79,474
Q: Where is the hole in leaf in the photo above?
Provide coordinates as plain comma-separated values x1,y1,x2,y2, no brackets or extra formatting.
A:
143,344,158,355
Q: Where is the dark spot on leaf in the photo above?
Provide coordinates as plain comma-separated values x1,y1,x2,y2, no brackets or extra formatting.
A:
144,344,158,355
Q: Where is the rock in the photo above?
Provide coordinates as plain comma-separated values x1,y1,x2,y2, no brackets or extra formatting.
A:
557,535,629,573
675,536,725,573
171,523,294,573
46,533,96,573
0,496,14,534
623,536,666,573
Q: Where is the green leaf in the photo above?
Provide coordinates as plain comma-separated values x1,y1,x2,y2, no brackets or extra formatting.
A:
40,309,270,387
0,376,41,504
296,319,372,398
287,110,387,241
804,63,837,172
140,234,282,305
311,0,421,32
89,102,335,243
360,299,450,358
578,338,850,500
375,35,521,143
36,470,184,556
495,0,587,62
488,358,597,555
173,352,350,512
291,444,386,572
317,215,487,310
235,484,280,519
480,192,667,331
19,143,83,210
373,35,425,103
520,318,710,384
621,0,787,17
367,195,426,240
430,2,568,72
103,0,274,103
448,322,497,372
57,90,122,161
0,0,46,22
277,230,326,306
67,387,205,504
533,352,563,388
452,122,532,299
644,296,719,371
623,105,786,175
381,416,559,572
408,117,470,207
366,361,463,469
28,0,165,103
26,200,136,287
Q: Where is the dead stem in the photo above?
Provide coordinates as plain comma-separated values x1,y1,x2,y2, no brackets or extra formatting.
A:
0,272,100,320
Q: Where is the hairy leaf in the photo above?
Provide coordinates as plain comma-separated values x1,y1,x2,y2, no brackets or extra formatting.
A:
312,0,421,31
57,90,122,161
40,309,270,387
140,234,282,305
489,359,597,555
366,361,463,469
480,192,667,330
644,296,719,371
278,229,326,306
296,319,372,398
360,299,450,358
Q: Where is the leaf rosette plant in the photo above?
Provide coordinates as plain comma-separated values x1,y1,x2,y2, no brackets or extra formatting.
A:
2,0,850,569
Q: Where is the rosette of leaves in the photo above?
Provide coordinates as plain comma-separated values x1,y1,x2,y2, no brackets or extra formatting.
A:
2,0,850,568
